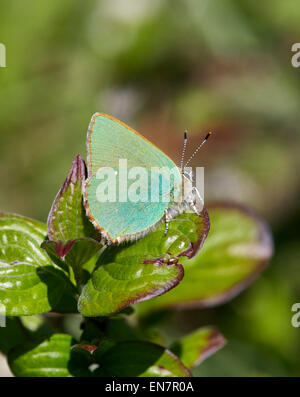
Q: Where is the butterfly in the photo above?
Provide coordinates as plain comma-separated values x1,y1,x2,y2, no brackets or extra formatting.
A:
84,113,211,244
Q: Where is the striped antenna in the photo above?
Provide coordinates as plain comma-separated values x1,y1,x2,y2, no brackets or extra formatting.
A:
180,130,188,172
184,131,213,167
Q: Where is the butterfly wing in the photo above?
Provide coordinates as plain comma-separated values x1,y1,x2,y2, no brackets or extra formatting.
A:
85,113,182,243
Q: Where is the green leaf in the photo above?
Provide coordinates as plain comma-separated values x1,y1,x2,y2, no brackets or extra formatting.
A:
137,203,273,313
0,213,48,265
78,209,209,317
0,213,77,315
0,261,77,315
8,336,191,377
45,155,102,283
8,334,91,377
170,327,226,369
94,341,191,377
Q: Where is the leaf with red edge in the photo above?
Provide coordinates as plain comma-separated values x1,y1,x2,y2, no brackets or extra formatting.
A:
47,154,98,245
170,326,226,369
43,155,102,282
137,203,273,314
78,209,209,317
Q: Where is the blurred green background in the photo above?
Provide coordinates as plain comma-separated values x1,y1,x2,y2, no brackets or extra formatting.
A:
0,0,300,376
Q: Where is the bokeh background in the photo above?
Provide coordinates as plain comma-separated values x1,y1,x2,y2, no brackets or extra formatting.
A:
0,0,300,376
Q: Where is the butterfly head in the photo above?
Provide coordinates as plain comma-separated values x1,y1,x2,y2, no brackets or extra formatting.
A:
178,129,213,207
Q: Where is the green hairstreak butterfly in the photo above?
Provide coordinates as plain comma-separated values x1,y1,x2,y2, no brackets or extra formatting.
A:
84,113,212,244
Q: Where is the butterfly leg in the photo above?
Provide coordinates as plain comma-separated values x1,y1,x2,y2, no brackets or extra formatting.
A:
190,202,200,216
188,187,204,216
164,209,169,236
164,208,173,236
193,186,204,206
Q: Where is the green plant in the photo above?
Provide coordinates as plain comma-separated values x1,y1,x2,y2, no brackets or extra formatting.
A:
0,154,273,377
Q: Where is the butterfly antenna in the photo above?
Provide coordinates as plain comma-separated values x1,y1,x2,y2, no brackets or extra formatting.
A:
184,131,213,167
180,130,188,172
